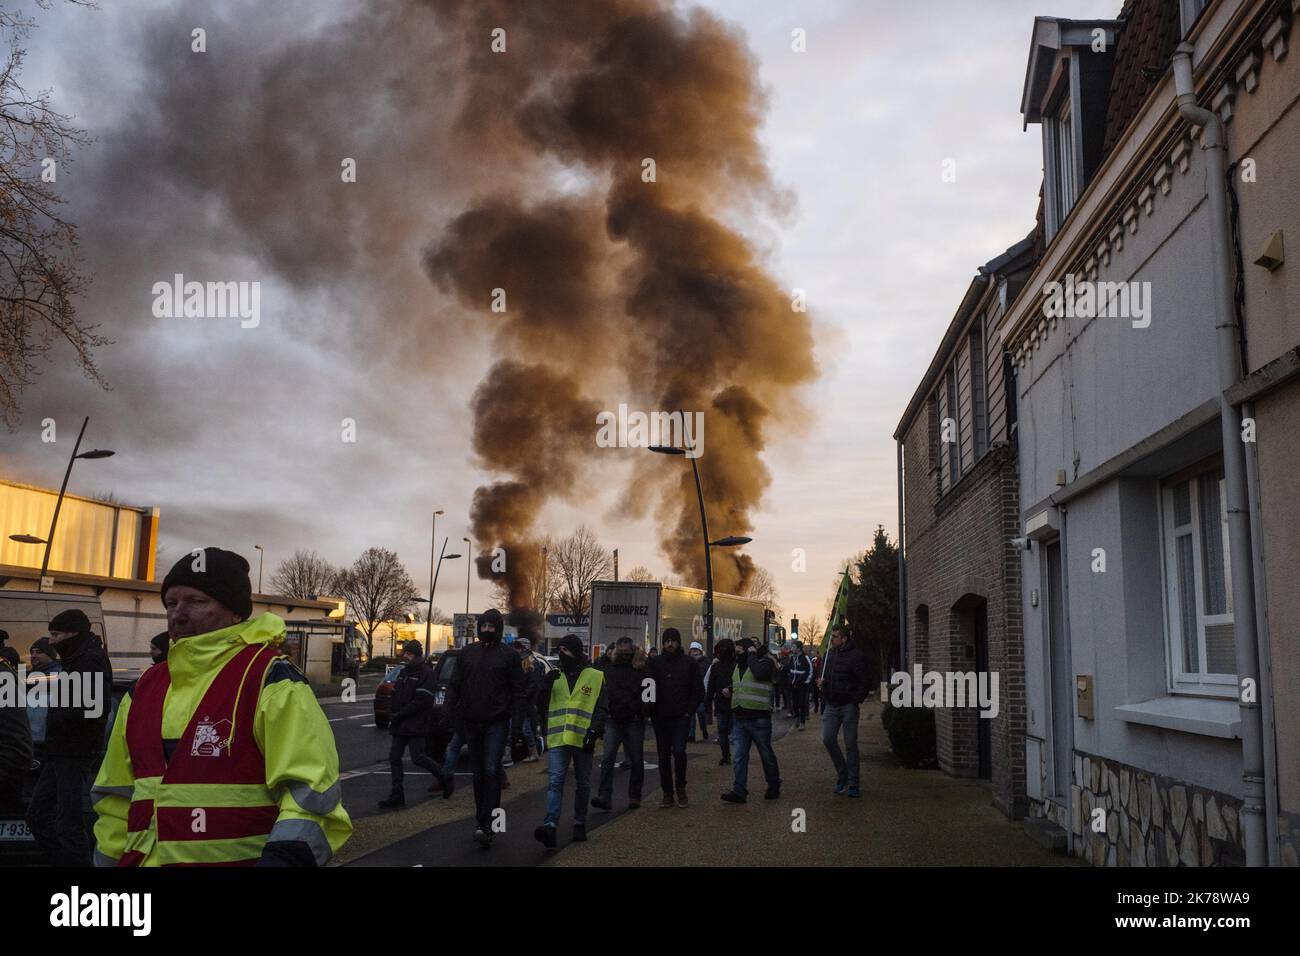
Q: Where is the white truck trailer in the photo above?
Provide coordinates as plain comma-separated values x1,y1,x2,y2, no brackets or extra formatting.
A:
588,580,785,658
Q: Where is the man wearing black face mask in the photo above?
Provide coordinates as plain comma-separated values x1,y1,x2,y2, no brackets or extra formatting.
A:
444,608,527,847
590,636,647,812
534,634,607,848
647,628,702,808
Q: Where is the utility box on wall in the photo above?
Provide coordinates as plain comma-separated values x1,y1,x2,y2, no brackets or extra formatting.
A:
1076,674,1095,720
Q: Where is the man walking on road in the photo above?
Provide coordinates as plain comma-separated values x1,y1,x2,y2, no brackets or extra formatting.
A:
788,641,813,730
380,640,447,809
820,625,870,797
591,636,646,812
534,634,606,849
93,548,352,866
28,608,112,867
720,637,781,804
704,638,736,765
648,628,701,808
444,608,527,848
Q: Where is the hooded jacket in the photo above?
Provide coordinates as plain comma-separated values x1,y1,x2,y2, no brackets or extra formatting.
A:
447,609,526,728
389,658,438,737
704,655,736,715
647,646,703,719
46,629,113,757
91,613,352,867
602,652,649,722
0,657,33,809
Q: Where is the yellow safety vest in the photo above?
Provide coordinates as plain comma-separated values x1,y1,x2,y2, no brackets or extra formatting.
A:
733,664,772,712
546,667,604,748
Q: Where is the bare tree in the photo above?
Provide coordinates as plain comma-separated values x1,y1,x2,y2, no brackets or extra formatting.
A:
268,549,338,600
0,1,105,428
550,525,613,617
801,615,823,647
333,547,418,658
741,565,781,619
624,565,657,583
411,605,452,625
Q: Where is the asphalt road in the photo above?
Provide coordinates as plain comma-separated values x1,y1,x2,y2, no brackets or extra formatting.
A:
323,699,795,866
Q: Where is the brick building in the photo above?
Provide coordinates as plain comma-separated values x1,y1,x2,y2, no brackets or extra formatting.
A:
894,238,1037,819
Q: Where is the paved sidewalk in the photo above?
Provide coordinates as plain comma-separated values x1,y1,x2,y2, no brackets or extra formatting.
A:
549,701,1082,867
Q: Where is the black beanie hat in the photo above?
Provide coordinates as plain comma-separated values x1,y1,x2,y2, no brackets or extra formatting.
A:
161,548,254,620
150,632,171,654
661,627,681,645
49,608,92,634
558,633,585,657
402,640,424,657
31,636,54,657
477,607,504,643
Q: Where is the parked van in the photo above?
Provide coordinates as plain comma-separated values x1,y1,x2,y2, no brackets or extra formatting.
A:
0,591,108,663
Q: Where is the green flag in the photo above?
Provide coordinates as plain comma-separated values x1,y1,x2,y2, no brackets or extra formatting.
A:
820,568,851,655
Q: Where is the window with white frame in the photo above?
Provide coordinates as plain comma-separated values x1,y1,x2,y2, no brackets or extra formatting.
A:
1161,462,1236,694
1051,95,1078,228
1180,0,1210,35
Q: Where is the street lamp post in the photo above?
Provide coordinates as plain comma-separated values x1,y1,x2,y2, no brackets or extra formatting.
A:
39,415,114,584
253,544,264,593
424,540,462,656
649,426,752,653
426,510,444,648
463,537,471,615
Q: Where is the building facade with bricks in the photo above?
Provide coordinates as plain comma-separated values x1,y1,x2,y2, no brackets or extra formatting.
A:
894,239,1037,820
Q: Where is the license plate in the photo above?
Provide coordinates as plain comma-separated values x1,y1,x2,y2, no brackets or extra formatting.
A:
0,820,34,841
434,690,446,705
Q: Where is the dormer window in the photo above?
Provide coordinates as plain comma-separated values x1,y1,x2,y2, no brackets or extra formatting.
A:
1180,0,1210,35
1020,18,1121,242
1050,93,1080,229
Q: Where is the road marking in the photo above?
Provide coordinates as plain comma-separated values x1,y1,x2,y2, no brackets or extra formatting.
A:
361,723,376,728
347,714,368,719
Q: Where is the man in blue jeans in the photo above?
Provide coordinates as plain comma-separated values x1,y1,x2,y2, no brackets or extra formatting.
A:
820,625,870,797
721,637,781,803
444,609,527,847
534,635,607,848
591,637,647,811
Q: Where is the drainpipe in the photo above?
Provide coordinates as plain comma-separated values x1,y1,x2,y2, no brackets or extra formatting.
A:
1242,400,1279,864
897,439,907,669
1172,42,1266,867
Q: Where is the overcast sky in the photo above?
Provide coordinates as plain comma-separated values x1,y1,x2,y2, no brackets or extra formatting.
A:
2,0,1121,624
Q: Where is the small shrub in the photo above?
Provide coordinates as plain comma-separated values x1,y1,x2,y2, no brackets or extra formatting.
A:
882,699,937,769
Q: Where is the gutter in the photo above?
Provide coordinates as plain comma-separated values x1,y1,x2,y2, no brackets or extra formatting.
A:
1171,41,1267,867
896,439,907,668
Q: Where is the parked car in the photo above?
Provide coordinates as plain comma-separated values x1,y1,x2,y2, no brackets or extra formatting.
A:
372,664,405,729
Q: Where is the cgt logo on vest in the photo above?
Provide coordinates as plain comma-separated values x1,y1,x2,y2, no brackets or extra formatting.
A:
191,717,232,756
50,886,151,936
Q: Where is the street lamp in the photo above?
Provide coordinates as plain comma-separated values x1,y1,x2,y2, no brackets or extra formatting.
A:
426,510,445,648
253,544,264,593
463,537,471,615
38,416,115,584
9,534,46,545
425,539,462,656
649,434,752,652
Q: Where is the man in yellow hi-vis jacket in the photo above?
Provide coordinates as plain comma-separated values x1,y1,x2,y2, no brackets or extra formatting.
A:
92,547,351,866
